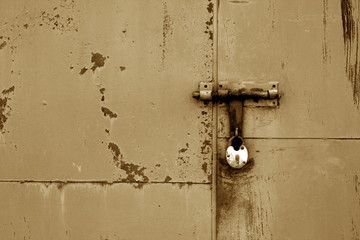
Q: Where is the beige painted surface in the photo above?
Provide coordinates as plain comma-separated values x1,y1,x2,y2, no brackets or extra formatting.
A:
218,0,360,138
0,0,214,239
0,0,213,182
0,183,211,240
217,0,360,239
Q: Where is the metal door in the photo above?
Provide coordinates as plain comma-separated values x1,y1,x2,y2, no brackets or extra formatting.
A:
0,0,215,239
216,0,360,239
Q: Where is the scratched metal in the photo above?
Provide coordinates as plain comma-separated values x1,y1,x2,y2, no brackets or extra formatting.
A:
0,0,214,183
217,0,360,239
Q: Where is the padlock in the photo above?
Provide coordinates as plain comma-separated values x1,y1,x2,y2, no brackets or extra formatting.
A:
226,136,248,169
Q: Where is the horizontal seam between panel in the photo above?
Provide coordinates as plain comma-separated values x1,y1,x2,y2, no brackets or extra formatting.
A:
0,180,211,185
218,137,360,140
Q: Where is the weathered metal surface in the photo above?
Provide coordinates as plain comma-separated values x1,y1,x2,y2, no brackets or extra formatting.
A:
217,0,360,239
218,0,360,138
0,183,211,239
217,139,360,240
0,0,214,238
0,0,213,183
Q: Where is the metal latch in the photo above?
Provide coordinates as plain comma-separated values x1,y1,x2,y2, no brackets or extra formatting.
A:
192,81,280,169
192,81,279,102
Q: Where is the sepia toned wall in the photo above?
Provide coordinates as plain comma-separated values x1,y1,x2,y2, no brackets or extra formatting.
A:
2,0,360,239
0,0,214,239
217,0,360,239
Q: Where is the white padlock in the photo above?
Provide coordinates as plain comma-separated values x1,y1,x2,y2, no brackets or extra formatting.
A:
226,143,248,169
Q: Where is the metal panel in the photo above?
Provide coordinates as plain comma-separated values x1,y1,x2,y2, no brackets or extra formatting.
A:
218,0,360,138
217,0,360,239
0,183,211,239
0,0,214,182
217,139,360,240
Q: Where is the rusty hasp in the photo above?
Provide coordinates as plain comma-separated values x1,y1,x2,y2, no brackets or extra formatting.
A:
192,81,279,104
192,81,280,169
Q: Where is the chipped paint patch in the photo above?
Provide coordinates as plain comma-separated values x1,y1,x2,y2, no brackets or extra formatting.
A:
165,176,172,182
101,107,117,119
90,52,106,72
0,86,15,133
0,41,7,50
107,142,149,184
108,142,123,168
79,67,87,75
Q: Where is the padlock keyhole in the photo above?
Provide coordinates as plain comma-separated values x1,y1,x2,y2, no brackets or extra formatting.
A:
231,137,243,151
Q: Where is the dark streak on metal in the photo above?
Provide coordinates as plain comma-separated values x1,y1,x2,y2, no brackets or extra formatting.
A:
322,0,330,63
0,41,7,49
229,0,249,3
79,67,87,75
161,2,173,69
341,0,360,106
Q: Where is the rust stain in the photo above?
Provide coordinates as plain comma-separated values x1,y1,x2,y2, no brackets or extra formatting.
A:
0,41,7,50
90,52,106,72
101,107,117,119
341,0,360,106
178,143,189,153
108,142,123,168
207,1,213,13
201,140,211,154
79,67,88,75
164,176,172,182
204,15,213,40
0,86,15,133
2,86,15,95
161,2,173,69
202,162,208,173
108,142,149,183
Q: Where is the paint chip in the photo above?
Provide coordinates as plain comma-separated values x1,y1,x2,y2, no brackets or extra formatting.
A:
101,107,117,119
91,52,106,71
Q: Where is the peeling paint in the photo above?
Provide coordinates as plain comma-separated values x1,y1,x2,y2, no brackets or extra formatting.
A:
202,162,208,173
0,86,15,133
108,142,123,168
79,67,87,75
0,41,7,50
108,142,149,183
2,86,15,95
101,107,117,119
91,53,106,72
165,176,172,182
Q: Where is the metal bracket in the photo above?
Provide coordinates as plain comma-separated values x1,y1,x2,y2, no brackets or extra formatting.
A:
192,81,280,169
193,81,279,107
